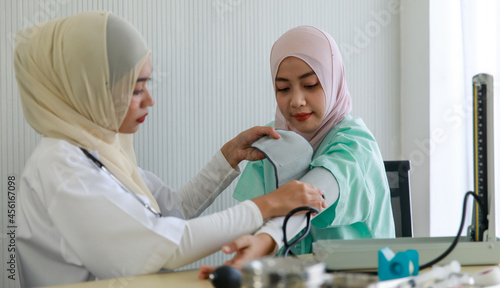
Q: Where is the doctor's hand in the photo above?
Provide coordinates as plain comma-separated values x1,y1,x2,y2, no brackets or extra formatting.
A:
252,180,326,220
221,126,280,169
198,234,276,280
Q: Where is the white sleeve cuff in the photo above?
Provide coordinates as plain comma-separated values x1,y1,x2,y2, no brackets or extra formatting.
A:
215,149,241,174
255,214,307,254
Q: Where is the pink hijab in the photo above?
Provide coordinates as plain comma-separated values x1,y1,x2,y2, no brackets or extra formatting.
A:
271,25,352,149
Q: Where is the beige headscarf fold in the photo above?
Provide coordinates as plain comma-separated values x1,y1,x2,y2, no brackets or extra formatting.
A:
14,11,160,211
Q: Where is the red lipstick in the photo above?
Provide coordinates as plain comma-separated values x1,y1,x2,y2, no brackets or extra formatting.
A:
137,113,148,123
293,113,312,122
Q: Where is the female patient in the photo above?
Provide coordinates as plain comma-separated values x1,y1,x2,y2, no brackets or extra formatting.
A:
14,12,326,287
200,25,394,276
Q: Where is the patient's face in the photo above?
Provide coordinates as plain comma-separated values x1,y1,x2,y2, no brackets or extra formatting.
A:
275,57,326,134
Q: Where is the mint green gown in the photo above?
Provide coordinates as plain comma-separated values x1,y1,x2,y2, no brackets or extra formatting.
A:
233,114,395,254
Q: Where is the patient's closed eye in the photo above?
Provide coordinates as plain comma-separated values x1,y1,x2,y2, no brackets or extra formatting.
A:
305,83,318,88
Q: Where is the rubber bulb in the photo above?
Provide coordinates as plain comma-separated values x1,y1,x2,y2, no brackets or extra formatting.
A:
209,265,242,288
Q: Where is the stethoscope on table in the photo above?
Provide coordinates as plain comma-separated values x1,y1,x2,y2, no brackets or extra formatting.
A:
80,148,163,218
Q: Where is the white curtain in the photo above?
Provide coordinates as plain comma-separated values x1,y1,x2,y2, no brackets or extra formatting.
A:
460,0,499,238
429,0,499,237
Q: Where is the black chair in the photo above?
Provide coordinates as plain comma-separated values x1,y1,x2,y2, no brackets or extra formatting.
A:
384,161,413,237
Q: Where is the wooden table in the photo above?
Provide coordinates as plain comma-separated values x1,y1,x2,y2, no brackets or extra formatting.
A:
42,265,499,288
42,269,212,288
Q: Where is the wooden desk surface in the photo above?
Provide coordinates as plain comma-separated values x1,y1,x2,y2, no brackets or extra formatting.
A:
42,265,499,288
42,270,212,288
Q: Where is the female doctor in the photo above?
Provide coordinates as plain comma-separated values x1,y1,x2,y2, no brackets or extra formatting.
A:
14,12,326,287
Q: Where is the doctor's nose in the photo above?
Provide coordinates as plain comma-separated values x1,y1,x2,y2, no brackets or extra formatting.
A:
143,88,155,107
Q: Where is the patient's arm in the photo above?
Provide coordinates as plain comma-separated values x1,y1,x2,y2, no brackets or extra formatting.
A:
198,167,339,279
256,167,339,253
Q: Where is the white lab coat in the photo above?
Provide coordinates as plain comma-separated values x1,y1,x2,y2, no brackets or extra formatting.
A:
17,137,263,288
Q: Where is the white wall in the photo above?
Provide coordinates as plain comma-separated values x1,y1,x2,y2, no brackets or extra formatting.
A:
399,0,431,237
1,0,401,270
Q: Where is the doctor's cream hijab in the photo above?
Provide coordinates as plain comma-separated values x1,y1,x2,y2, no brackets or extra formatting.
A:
14,11,160,211
271,25,352,150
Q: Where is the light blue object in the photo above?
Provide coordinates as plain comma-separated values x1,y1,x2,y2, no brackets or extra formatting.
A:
234,115,395,254
378,247,419,281
233,115,395,257
250,130,313,187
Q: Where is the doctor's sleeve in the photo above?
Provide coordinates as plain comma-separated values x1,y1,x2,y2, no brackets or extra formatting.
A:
141,151,241,220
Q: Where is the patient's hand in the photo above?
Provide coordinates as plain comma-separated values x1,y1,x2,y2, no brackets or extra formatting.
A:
198,234,276,279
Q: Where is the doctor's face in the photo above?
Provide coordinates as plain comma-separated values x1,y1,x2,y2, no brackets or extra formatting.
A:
119,57,154,133
275,57,326,134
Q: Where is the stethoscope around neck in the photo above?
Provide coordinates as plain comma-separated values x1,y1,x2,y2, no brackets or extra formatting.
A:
80,148,163,218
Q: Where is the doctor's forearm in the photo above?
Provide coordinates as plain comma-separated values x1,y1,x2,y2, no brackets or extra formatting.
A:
161,200,263,270
177,150,240,219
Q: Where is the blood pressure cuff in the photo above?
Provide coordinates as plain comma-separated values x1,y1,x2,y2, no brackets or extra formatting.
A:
250,130,313,188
